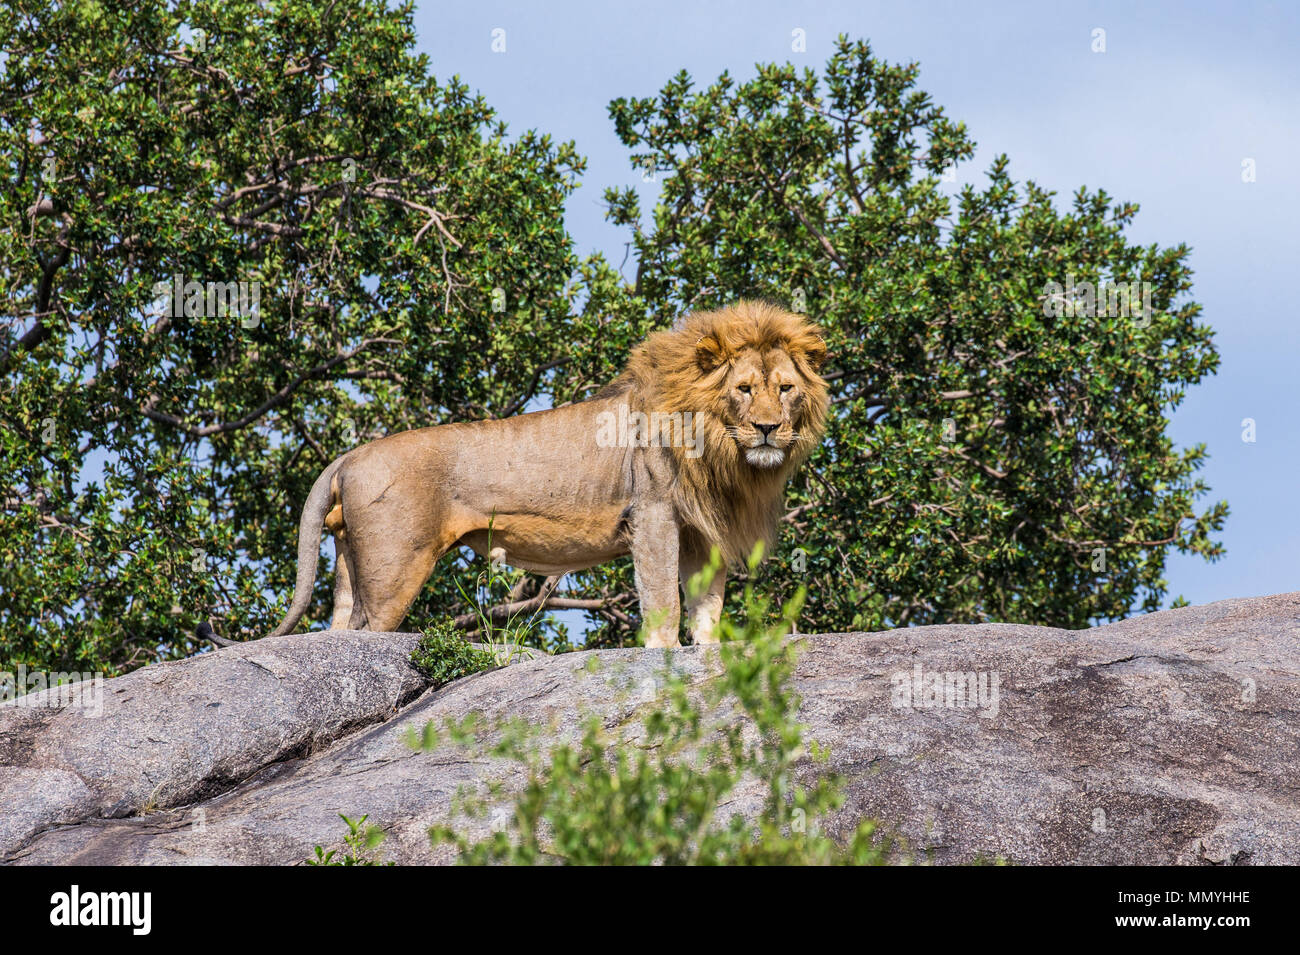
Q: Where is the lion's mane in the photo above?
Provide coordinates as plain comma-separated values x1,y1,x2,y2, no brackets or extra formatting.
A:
601,301,830,567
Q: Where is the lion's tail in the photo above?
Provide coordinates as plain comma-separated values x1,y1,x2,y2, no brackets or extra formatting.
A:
266,457,344,638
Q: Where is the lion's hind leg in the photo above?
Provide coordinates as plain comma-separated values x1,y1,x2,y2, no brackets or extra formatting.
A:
330,531,358,630
344,518,464,633
323,498,363,631
354,546,441,632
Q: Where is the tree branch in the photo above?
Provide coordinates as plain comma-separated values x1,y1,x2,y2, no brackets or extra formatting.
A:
142,338,398,437
498,358,571,418
453,592,632,630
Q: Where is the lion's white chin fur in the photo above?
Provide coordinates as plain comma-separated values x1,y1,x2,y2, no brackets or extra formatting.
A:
745,445,787,469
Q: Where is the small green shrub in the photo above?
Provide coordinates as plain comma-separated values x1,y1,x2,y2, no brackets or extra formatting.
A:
307,814,392,866
449,517,557,663
410,621,496,689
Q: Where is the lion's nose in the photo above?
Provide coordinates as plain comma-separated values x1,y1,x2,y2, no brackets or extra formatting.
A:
755,423,779,439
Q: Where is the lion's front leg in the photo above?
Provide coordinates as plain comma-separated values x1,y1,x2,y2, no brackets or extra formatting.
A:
679,543,724,645
630,501,681,649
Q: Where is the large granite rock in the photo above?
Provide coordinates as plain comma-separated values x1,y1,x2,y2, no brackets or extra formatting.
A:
2,593,1297,865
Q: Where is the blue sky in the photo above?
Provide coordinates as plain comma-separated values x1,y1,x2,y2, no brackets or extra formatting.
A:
412,0,1299,609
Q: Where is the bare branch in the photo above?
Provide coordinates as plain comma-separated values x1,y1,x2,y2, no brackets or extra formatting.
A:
142,338,399,438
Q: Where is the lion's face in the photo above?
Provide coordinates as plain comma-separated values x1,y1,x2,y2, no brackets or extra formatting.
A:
721,347,810,469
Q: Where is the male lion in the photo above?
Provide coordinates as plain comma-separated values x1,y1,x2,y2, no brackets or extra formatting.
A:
268,300,829,647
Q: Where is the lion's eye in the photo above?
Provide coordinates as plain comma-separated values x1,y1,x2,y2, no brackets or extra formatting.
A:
737,385,751,395
779,384,793,393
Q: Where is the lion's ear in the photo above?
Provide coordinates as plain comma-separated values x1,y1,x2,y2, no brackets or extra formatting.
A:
797,333,828,372
696,333,727,372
